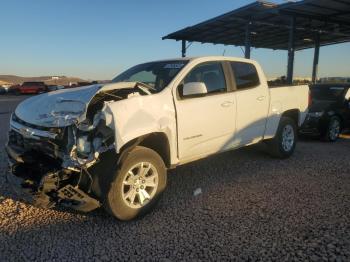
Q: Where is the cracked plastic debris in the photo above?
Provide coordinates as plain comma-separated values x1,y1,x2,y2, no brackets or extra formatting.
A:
193,188,202,197
58,184,101,212
77,112,103,132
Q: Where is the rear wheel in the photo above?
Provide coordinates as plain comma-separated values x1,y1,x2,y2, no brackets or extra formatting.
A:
266,117,297,159
105,146,167,221
322,116,341,142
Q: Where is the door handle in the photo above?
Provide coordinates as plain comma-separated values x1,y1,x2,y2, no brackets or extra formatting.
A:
257,96,265,101
221,101,234,107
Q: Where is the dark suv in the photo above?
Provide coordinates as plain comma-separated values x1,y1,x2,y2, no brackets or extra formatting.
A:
300,84,350,141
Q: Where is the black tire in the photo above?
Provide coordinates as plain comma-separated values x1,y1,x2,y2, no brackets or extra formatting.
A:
321,116,341,142
266,117,297,159
104,146,167,221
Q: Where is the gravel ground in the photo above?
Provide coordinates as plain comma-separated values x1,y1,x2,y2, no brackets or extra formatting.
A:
0,95,349,261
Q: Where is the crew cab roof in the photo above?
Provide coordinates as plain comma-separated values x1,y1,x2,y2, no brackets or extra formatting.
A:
153,56,257,64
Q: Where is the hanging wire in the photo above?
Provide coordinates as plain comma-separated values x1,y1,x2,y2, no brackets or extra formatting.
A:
239,46,245,56
186,41,193,50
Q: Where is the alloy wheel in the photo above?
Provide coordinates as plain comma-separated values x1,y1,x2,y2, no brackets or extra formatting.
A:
121,162,159,209
282,124,295,152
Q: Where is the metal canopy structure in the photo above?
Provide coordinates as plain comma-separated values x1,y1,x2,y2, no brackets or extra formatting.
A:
163,0,350,84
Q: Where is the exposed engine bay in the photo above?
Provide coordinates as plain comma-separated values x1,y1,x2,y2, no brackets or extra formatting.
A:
6,82,152,212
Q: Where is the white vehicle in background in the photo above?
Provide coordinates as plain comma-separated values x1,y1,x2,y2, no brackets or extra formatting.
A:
6,56,309,220
0,85,11,94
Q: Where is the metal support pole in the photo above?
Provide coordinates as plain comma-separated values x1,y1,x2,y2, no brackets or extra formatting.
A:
287,16,296,85
312,33,320,84
181,40,186,57
245,22,251,59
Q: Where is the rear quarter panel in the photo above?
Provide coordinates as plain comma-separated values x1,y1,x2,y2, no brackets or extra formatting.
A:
264,85,309,139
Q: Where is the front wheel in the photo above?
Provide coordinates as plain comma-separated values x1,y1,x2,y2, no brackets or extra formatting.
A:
105,146,167,221
266,117,297,159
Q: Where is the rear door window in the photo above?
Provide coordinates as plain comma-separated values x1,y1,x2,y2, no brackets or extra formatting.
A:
230,62,260,90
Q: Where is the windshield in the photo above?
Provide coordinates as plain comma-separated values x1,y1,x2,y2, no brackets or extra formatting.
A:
112,60,189,93
311,86,346,101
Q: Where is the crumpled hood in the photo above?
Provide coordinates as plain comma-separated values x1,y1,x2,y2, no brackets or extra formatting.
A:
15,82,137,127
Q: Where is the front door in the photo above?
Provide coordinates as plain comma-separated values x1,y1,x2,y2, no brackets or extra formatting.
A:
174,61,236,161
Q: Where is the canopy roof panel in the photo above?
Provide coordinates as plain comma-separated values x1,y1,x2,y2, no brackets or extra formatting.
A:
163,0,350,50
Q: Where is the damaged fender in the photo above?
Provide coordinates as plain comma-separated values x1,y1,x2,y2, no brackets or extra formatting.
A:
101,87,178,165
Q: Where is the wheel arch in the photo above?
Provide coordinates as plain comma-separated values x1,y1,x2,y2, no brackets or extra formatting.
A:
89,132,171,199
281,109,300,126
263,108,300,140
118,132,171,169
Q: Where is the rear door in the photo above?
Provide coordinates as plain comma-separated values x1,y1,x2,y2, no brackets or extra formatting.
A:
174,61,237,161
229,61,269,146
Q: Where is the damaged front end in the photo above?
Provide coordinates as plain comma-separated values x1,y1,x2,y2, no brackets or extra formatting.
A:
6,82,149,212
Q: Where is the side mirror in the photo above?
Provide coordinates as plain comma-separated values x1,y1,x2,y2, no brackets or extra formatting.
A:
182,82,208,97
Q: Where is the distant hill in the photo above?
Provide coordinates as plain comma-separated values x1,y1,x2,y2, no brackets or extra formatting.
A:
0,75,87,86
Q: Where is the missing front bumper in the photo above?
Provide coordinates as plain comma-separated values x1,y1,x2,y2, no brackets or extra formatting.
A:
6,144,101,212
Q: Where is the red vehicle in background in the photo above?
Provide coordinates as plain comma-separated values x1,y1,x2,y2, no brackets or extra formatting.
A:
18,82,47,95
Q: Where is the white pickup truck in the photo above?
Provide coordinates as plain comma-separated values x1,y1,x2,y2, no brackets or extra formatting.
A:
6,56,309,220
